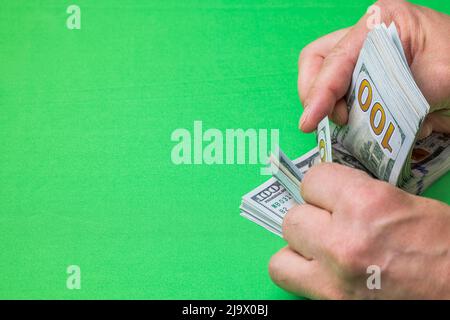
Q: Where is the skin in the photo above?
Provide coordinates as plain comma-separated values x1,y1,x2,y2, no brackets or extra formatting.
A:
269,0,450,299
298,0,450,137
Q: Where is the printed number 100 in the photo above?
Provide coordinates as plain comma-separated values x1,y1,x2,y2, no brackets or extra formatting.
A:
358,79,395,153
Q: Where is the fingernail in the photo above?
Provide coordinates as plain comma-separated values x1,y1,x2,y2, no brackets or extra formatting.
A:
418,121,432,140
331,108,344,125
300,106,310,129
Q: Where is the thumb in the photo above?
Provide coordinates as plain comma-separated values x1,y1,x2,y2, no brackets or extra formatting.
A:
298,0,412,133
418,111,450,139
299,20,370,132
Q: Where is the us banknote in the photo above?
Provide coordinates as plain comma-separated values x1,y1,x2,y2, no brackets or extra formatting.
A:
241,23,450,236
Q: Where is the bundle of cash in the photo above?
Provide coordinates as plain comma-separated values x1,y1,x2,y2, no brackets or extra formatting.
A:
240,23,450,236
269,149,304,203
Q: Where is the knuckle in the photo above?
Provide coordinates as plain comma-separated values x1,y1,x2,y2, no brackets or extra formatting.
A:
303,162,348,196
368,183,393,209
369,182,393,203
375,0,406,11
334,246,364,276
298,44,313,65
329,232,370,276
304,82,320,104
281,206,302,236
303,162,334,187
375,0,411,22
268,253,287,285
342,179,392,219
322,47,355,94
298,48,305,65
325,45,354,68
281,217,291,237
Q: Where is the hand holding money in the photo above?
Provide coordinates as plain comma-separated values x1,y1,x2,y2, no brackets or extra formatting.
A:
269,163,450,299
241,21,450,235
241,0,450,299
298,0,450,136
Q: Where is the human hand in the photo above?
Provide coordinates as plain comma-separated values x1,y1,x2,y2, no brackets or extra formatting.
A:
268,163,450,299
298,0,450,138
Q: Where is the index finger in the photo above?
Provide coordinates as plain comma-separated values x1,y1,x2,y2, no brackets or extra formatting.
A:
298,28,350,103
300,17,371,132
301,163,370,212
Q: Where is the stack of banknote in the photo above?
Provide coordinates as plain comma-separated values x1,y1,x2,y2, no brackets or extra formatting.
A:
240,23,450,236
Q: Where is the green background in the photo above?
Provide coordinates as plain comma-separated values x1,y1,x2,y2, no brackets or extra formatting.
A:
1,0,449,299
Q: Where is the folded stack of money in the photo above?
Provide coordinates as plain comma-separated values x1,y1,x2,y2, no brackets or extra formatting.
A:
240,23,450,236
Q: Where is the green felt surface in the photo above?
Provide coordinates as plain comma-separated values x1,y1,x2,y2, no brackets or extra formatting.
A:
0,0,449,299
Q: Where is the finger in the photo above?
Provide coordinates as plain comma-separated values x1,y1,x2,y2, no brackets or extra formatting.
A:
282,204,332,260
418,112,450,139
301,162,370,212
300,21,370,132
418,118,433,140
298,28,350,103
269,247,341,299
329,98,349,126
298,98,349,130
